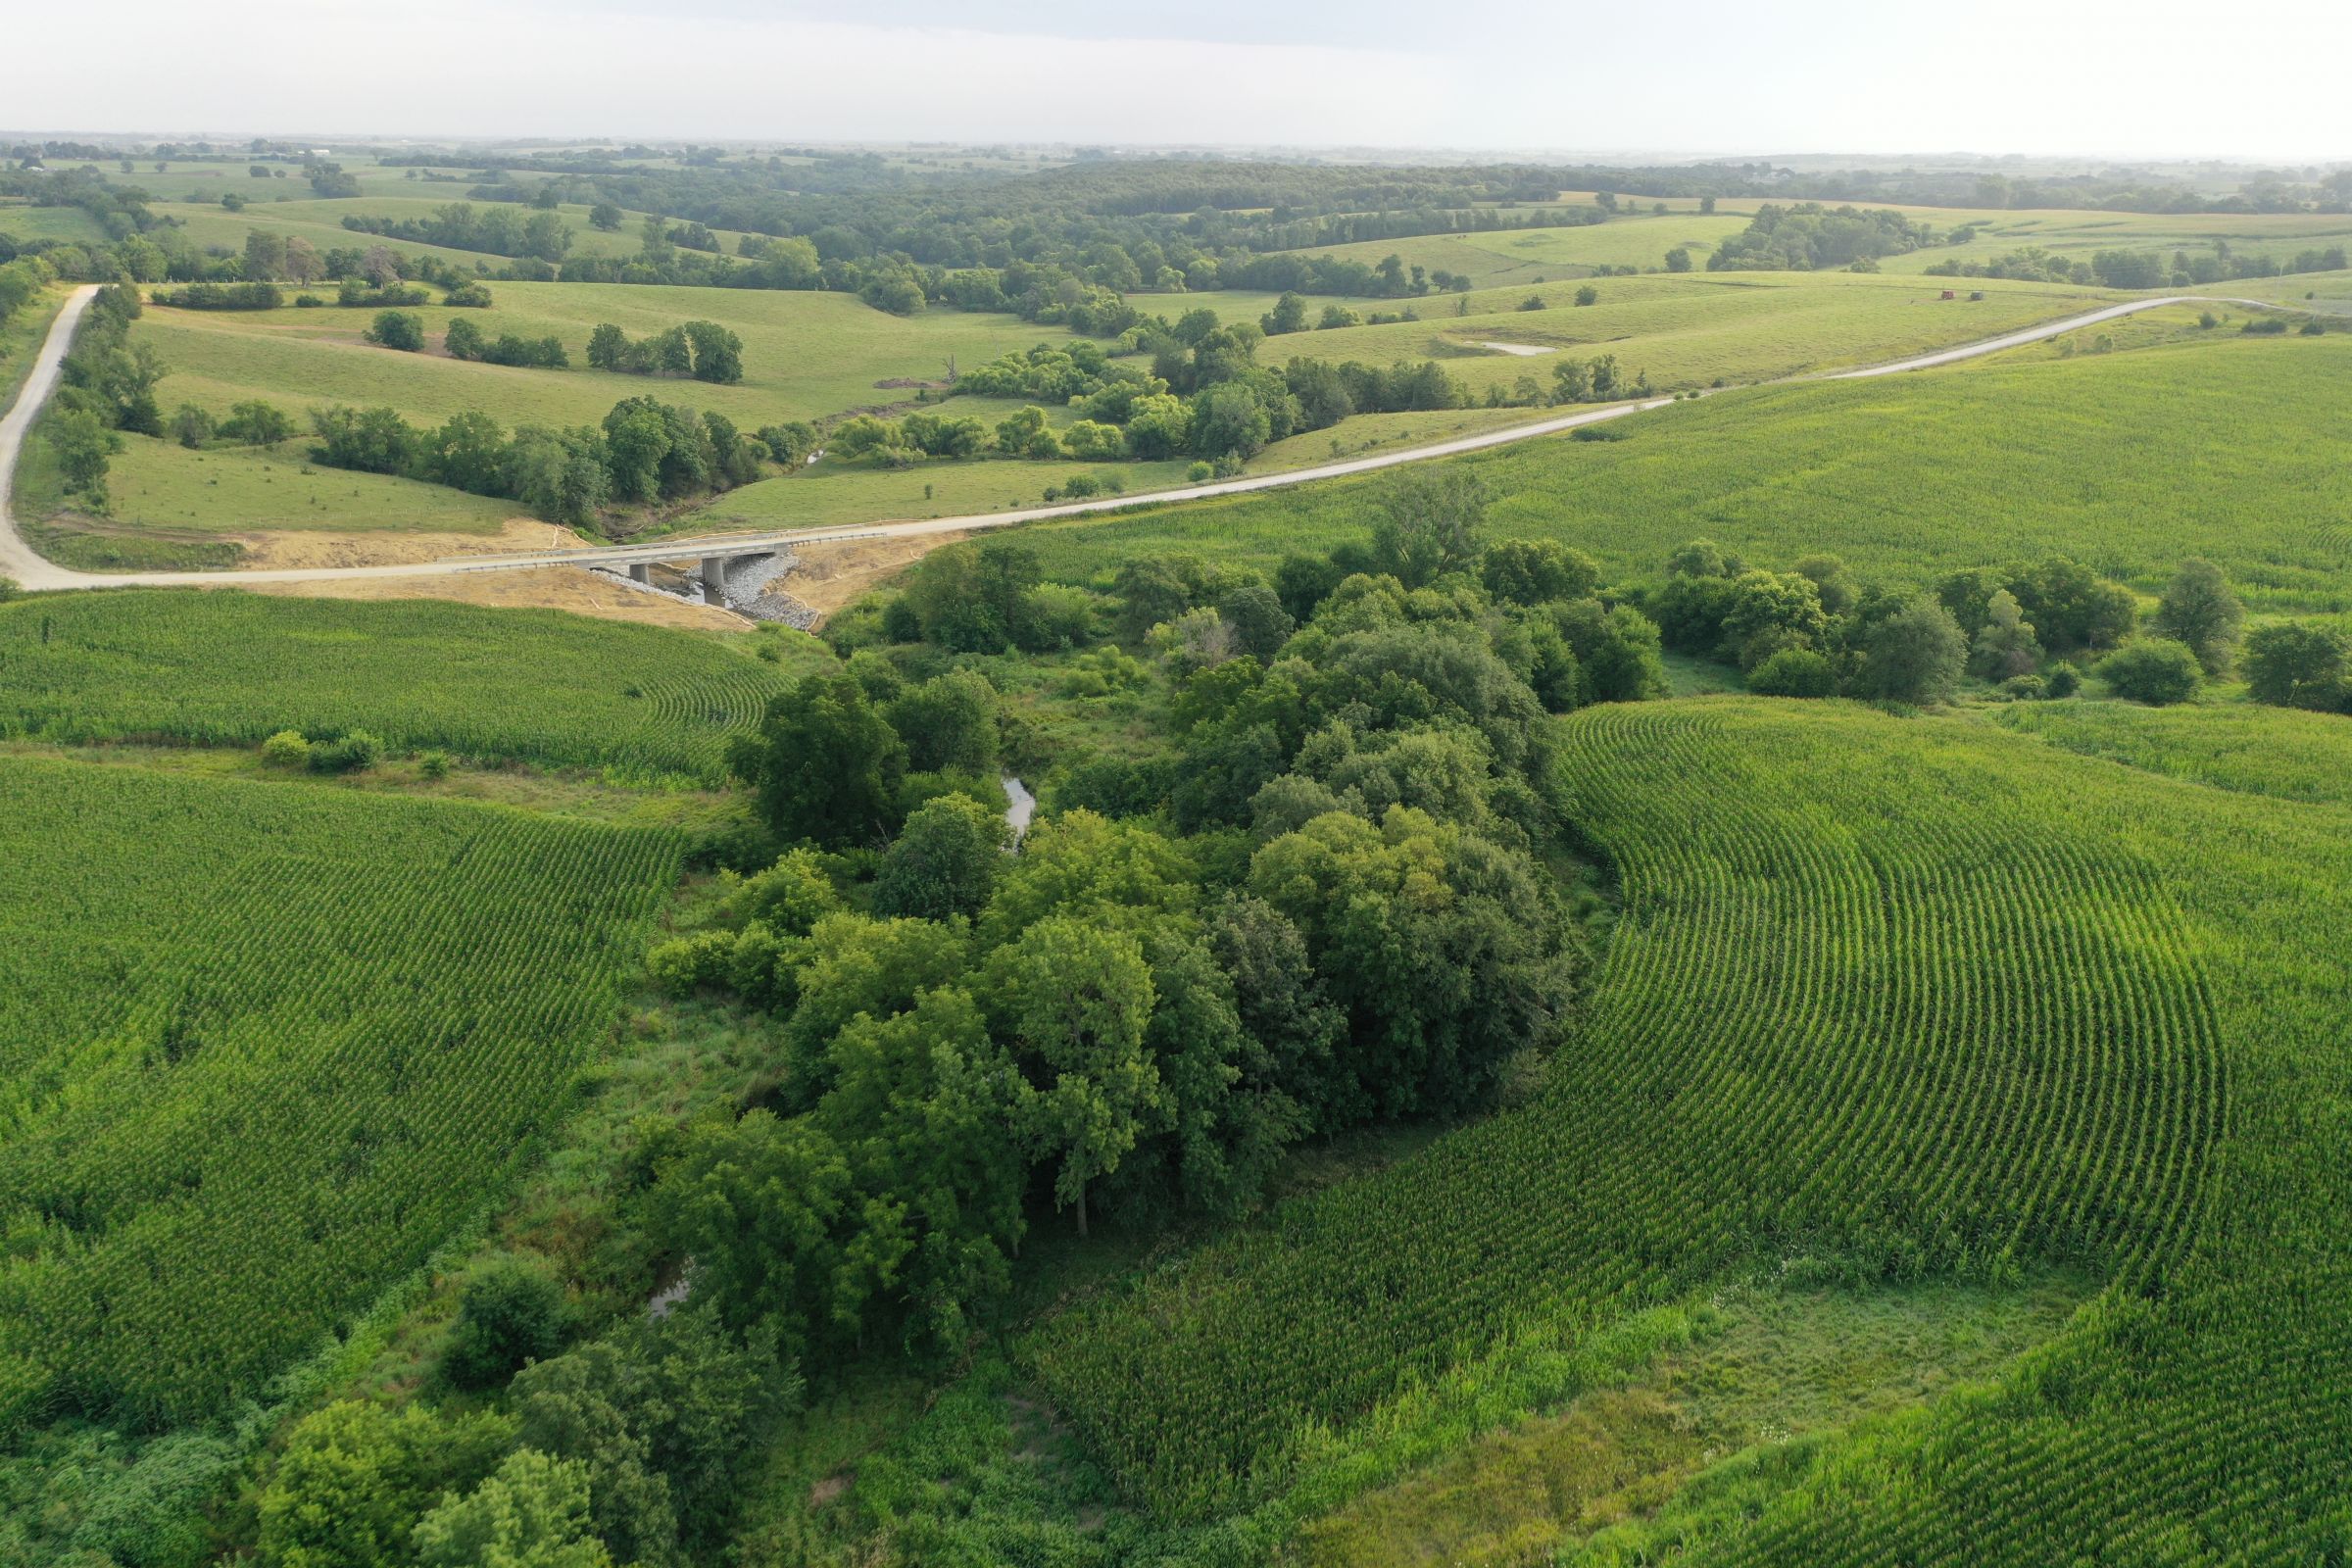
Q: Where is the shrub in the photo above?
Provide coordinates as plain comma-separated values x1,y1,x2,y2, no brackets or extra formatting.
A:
419,750,452,779
2096,639,2203,706
443,1258,566,1390
1747,647,1837,698
443,280,493,308
2241,621,2350,711
1186,462,1214,482
366,310,425,351
2044,664,2082,699
259,729,312,768
309,729,384,774
1998,673,2049,701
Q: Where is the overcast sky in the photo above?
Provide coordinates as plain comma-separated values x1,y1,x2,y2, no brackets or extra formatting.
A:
12,0,2349,163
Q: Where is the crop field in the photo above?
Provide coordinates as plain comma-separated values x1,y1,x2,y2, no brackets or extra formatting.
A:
1993,697,2352,805
1251,215,1757,292
1027,698,2352,1559
1259,270,2111,398
146,195,766,270
1015,330,2352,613
0,753,681,1426
0,591,825,781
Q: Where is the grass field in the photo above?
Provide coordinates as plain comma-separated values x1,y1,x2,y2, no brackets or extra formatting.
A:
1254,270,2113,398
145,195,767,272
1992,696,2352,804
1251,216,1758,292
1026,696,2352,1561
0,591,827,781
1013,329,2352,613
0,753,681,1426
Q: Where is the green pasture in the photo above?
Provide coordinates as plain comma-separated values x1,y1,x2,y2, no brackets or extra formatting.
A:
131,281,1075,432
1013,330,2352,612
0,201,110,246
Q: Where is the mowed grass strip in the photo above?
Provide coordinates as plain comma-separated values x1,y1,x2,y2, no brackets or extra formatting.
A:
0,754,681,1427
1012,331,2352,613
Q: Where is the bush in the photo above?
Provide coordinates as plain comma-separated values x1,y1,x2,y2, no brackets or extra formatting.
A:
1998,673,2049,701
444,280,494,308
1747,648,1837,698
366,310,425,351
2241,621,2350,711
259,729,312,768
2095,639,2203,706
419,750,452,779
309,729,384,774
1186,462,1214,482
443,1258,566,1390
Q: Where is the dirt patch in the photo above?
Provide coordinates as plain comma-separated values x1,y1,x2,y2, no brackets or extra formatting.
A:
873,376,952,390
808,1472,852,1508
240,565,750,631
227,516,596,570
785,531,964,620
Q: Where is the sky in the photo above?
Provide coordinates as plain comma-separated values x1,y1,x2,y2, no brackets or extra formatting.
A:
10,0,2350,163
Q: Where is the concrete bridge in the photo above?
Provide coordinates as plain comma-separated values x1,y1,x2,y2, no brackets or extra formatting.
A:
564,539,786,601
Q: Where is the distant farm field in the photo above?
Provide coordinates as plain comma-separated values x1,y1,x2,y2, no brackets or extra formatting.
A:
0,754,680,1427
1015,331,2352,612
0,592,825,781
1256,270,2111,397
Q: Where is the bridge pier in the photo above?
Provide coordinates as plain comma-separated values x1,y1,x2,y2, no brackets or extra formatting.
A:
700,556,728,601
627,563,651,585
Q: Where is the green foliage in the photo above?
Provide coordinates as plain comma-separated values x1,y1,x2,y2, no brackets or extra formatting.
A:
2095,638,2205,705
1747,646,1837,697
365,309,425,351
728,672,907,848
412,1450,612,1568
2150,557,2244,674
2241,620,2350,712
1860,596,1967,705
443,1259,567,1392
872,794,1009,922
256,1400,517,1568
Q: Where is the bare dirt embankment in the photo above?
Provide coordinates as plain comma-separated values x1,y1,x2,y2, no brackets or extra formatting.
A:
230,517,598,570
242,565,749,630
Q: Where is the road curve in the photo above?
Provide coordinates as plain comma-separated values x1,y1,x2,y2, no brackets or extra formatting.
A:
0,290,2262,594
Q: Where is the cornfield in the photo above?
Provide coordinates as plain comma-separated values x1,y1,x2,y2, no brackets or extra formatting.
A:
0,755,679,1429
0,590,822,783
1029,700,2352,1558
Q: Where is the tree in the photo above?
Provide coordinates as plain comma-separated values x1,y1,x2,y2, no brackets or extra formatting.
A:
50,407,122,504
884,668,1000,773
1259,291,1308,335
2097,638,2203,705
1189,381,1272,461
365,310,424,351
169,403,216,449
256,1400,515,1568
1371,467,1489,587
872,795,1009,922
2241,622,2349,711
413,1450,612,1568
682,319,744,384
1665,246,1693,272
444,1258,566,1391
651,1111,857,1349
220,400,294,444
728,673,908,848
1719,569,1829,669
585,322,627,370
2151,558,2244,674
1218,582,1296,662
1969,588,2043,680
1574,285,1599,307
1748,647,1837,697
589,201,624,231
1483,537,1600,606
1860,596,1967,705
987,917,1165,1237
443,316,487,361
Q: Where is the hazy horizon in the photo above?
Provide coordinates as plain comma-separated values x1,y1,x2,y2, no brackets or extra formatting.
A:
13,0,2350,163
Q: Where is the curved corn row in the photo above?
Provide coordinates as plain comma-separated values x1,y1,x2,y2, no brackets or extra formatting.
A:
1027,701,2228,1523
0,756,679,1429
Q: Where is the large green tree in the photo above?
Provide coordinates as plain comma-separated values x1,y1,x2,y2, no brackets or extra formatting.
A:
728,673,907,848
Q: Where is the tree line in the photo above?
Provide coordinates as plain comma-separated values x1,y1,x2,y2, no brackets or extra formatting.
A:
304,395,775,529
